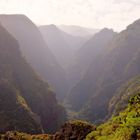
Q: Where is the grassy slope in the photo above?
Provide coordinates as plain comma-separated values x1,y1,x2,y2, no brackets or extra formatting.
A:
86,93,140,140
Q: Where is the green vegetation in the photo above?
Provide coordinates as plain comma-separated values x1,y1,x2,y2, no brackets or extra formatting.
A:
1,94,139,140
86,93,140,140
0,131,52,140
109,76,140,116
49,120,95,140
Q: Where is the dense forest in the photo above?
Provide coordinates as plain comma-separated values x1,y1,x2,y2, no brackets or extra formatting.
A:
0,14,139,140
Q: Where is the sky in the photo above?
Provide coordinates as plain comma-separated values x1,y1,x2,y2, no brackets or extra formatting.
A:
0,0,140,31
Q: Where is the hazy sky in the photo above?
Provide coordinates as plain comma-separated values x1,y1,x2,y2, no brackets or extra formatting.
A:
0,0,140,31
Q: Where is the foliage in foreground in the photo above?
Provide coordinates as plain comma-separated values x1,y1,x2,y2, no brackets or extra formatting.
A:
0,95,139,140
0,131,52,140
86,93,140,140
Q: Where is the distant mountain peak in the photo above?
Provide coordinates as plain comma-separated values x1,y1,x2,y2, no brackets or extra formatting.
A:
0,14,29,21
127,18,140,30
58,25,100,37
0,14,68,102
41,24,58,30
100,28,115,33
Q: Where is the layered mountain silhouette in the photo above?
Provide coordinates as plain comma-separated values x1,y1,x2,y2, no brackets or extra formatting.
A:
59,25,99,37
39,24,87,71
68,19,140,123
0,14,67,101
67,28,117,109
0,13,140,140
0,22,66,133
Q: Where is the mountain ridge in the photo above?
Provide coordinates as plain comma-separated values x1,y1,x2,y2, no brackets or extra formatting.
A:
0,14,68,101
0,21,66,133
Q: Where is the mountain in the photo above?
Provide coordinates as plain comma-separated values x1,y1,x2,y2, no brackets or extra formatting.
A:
67,28,117,110
0,17,140,140
0,23,66,133
80,19,140,122
108,76,140,117
0,14,67,101
39,25,87,71
1,83,140,139
86,91,140,140
0,82,42,134
68,18,140,122
58,25,99,37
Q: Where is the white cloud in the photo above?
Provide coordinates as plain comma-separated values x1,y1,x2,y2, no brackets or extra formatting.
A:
0,0,139,31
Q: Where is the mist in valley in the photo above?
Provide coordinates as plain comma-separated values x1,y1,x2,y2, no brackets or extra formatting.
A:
0,0,139,140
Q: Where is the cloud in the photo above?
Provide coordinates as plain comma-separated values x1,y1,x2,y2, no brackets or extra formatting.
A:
0,0,139,31
90,0,140,31
113,0,140,4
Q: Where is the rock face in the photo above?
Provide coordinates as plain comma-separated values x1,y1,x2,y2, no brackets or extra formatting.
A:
0,14,67,101
0,23,66,133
